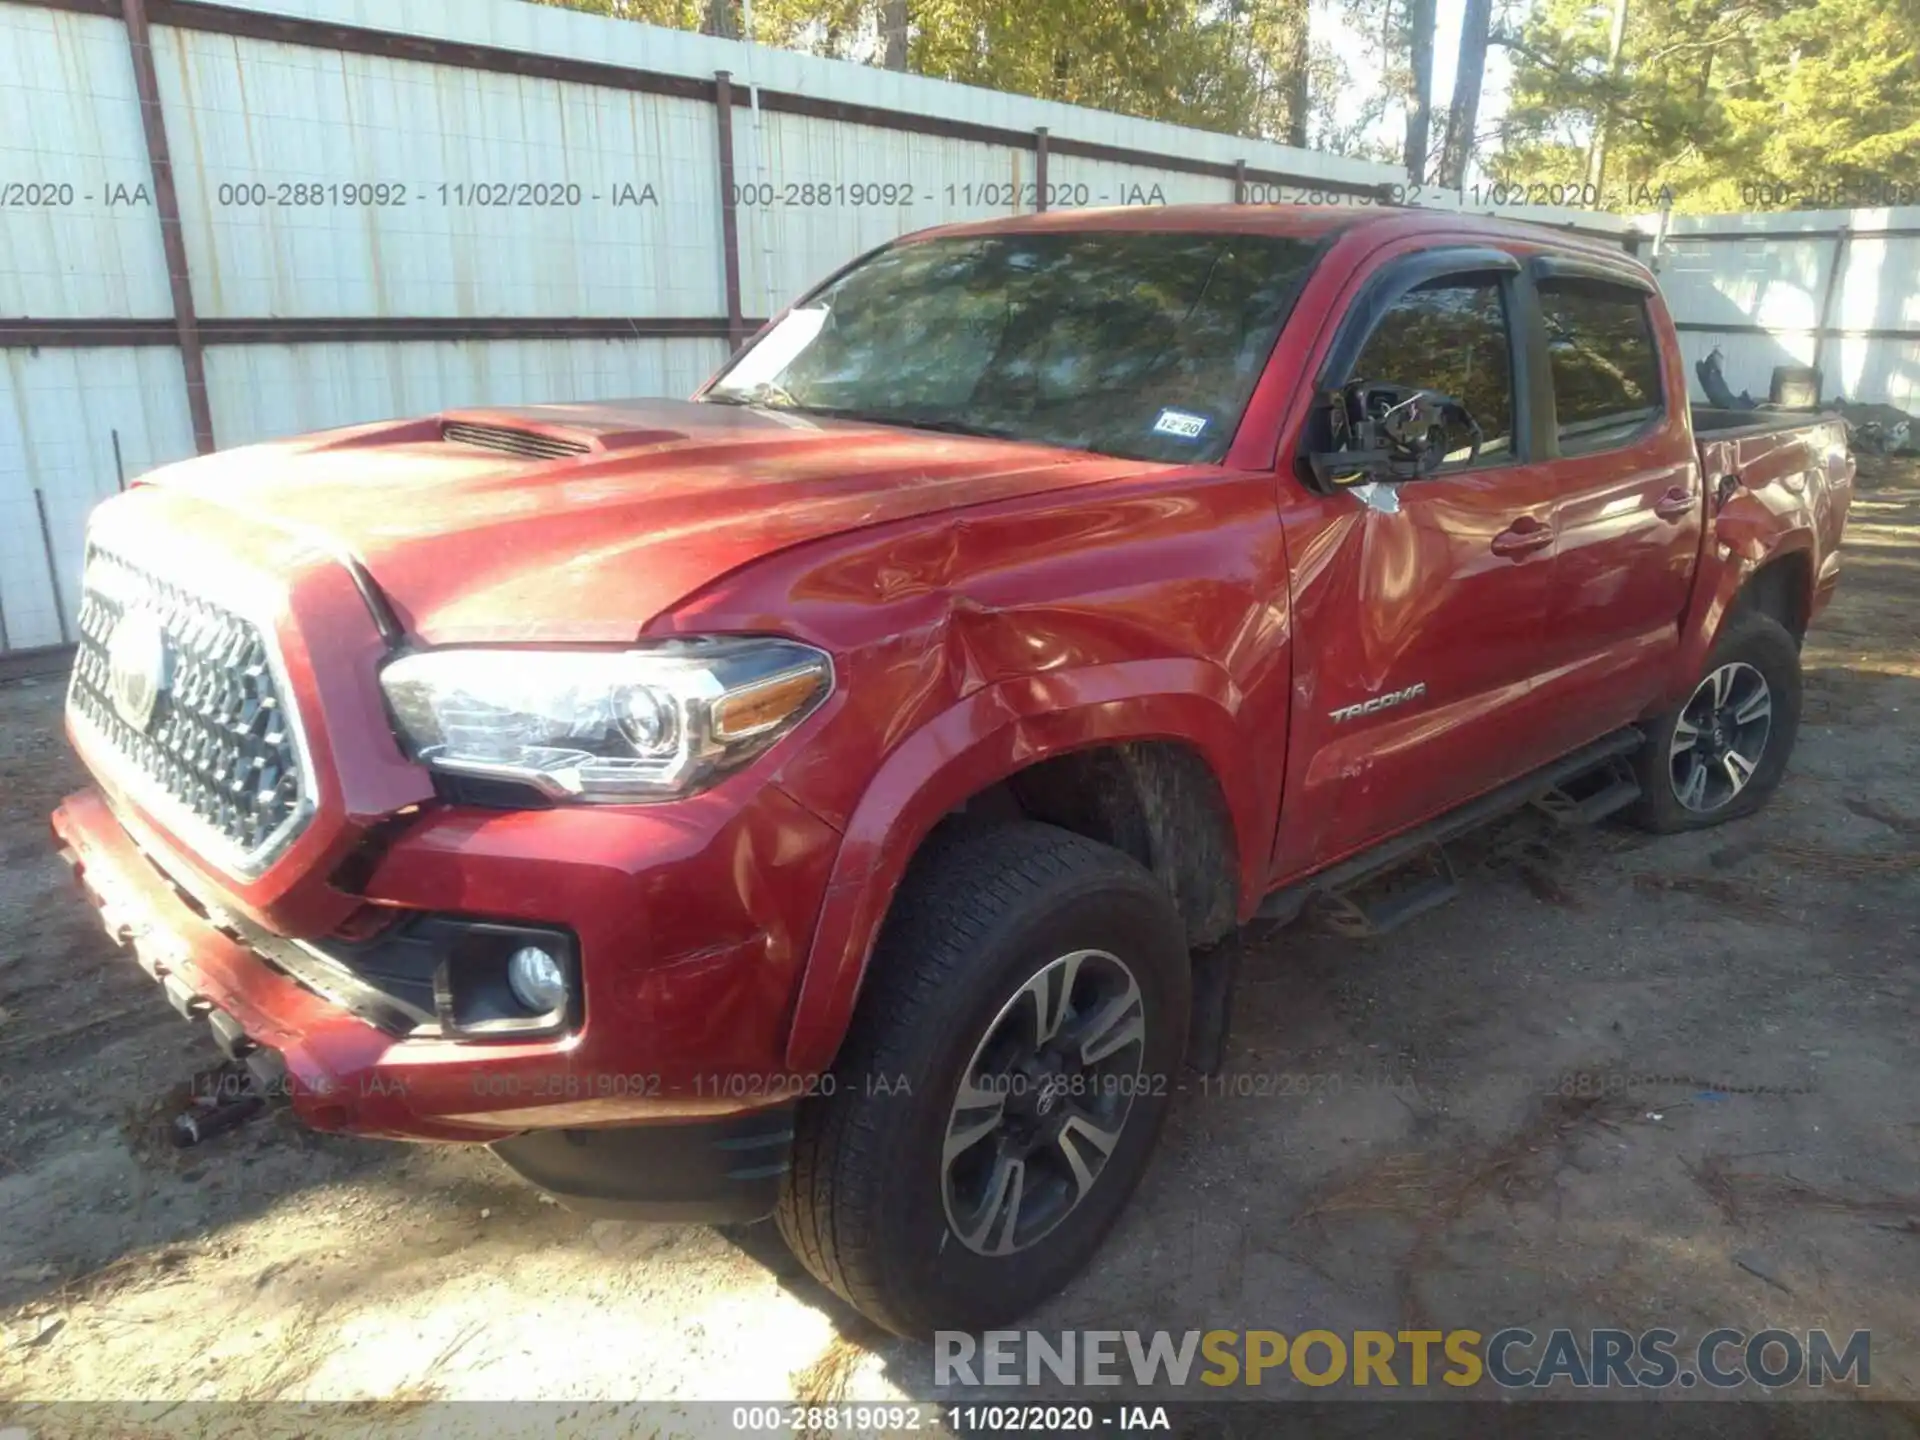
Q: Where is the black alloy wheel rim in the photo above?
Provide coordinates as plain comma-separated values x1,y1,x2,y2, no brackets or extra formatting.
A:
1670,660,1773,812
940,948,1148,1257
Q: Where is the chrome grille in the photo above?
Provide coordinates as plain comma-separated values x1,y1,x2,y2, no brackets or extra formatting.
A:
68,547,312,873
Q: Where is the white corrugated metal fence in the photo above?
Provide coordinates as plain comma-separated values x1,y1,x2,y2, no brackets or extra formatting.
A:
1644,209,1920,415
0,0,1632,655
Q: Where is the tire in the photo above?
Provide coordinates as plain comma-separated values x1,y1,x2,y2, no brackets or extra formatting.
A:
1627,613,1803,833
776,820,1190,1338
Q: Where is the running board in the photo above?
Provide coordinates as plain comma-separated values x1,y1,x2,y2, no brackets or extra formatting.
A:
1313,846,1460,939
1531,761,1642,827
1255,726,1644,926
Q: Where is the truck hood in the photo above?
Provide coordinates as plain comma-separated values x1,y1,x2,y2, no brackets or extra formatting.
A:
140,399,1150,643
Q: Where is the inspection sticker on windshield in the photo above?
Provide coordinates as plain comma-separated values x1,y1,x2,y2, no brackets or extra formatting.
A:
1151,408,1209,440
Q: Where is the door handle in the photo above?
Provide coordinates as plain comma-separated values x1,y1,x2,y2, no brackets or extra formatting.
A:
1654,486,1698,521
1490,516,1553,557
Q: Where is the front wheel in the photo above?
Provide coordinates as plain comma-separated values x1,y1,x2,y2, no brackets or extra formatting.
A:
776,821,1190,1338
1627,613,1803,833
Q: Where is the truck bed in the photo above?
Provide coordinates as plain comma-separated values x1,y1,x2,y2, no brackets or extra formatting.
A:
1687,404,1853,621
1691,406,1852,489
1691,404,1843,439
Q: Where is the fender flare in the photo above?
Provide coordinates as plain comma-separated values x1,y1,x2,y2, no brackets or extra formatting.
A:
1670,517,1817,700
781,657,1265,1074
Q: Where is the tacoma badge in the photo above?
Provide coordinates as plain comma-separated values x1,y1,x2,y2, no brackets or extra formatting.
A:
1329,682,1427,723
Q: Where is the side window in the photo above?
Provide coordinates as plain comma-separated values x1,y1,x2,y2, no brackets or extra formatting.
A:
1347,276,1516,467
1537,277,1664,455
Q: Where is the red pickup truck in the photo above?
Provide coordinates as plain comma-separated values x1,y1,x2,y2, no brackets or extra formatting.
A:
52,206,1851,1338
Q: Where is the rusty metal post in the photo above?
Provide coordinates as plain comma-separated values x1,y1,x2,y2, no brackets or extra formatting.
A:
121,0,215,454
1034,127,1049,212
1810,225,1851,398
34,490,73,645
714,71,747,352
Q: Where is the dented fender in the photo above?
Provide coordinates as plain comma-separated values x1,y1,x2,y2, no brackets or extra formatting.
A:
1670,518,1814,693
779,668,1262,1075
643,473,1294,1075
1669,419,1850,696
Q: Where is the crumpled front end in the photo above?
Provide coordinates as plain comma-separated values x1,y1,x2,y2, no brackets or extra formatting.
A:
51,484,846,1157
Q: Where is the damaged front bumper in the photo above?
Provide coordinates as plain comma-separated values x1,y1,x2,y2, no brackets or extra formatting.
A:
50,780,841,1220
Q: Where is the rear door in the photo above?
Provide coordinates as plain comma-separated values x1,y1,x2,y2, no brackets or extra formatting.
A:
1528,258,1703,737
1273,248,1570,876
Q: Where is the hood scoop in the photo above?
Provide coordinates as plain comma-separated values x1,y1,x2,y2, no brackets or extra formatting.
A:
436,406,701,458
440,420,593,461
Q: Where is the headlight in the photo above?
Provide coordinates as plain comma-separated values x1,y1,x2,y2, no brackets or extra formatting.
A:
380,638,832,802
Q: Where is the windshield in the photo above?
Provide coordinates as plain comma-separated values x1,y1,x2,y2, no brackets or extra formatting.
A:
703,231,1322,465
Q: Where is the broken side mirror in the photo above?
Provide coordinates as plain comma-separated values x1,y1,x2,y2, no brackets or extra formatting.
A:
1307,381,1483,490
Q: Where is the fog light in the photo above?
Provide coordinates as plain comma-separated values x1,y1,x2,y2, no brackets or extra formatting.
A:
506,945,568,1012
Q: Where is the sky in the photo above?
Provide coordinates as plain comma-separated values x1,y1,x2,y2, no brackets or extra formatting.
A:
1316,0,1515,182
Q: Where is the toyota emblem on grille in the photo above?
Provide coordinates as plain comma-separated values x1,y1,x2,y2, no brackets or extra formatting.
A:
106,610,172,732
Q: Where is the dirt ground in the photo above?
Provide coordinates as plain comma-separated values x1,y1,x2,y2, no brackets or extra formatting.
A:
2,461,1918,1425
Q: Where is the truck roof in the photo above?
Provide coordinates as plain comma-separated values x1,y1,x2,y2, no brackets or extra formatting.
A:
911,203,1642,267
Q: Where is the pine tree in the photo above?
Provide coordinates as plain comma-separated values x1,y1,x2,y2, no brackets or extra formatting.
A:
1490,0,1920,211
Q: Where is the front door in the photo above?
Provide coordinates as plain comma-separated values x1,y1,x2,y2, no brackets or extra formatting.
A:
1274,259,1569,877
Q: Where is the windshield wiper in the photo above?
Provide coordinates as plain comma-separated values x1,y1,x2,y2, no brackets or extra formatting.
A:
701,393,1023,441
799,407,1023,441
702,382,800,409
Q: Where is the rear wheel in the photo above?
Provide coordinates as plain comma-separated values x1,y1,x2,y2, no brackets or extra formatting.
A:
776,821,1189,1338
1628,614,1802,833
